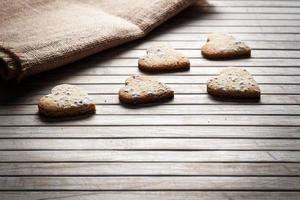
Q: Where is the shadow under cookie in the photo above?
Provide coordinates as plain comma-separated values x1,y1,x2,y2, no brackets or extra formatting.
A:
119,96,174,108
207,95,261,103
38,111,95,123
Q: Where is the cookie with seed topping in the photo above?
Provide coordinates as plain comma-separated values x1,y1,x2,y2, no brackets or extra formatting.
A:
119,75,174,104
38,84,95,117
138,44,190,72
207,67,260,98
201,33,251,60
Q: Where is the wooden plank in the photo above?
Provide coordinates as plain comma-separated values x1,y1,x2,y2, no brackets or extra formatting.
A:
54,66,300,76
0,151,299,162
0,115,299,126
1,105,300,115
0,126,299,139
131,41,300,50
77,58,300,67
178,13,300,20
0,138,299,150
158,26,300,34
168,19,300,27
100,49,300,59
0,163,299,176
0,192,299,200
2,94,299,105
28,75,300,84
199,1,300,7
0,0,299,196
187,7,300,14
150,33,300,41
1,176,300,190
12,84,300,95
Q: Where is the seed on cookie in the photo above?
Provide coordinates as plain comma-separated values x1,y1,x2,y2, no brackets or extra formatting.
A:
207,67,260,99
201,33,251,60
38,84,96,117
138,43,190,73
119,75,174,104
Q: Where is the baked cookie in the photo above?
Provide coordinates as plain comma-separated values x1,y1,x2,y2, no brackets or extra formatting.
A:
201,33,251,59
138,44,190,72
207,67,260,98
38,84,96,117
119,75,174,104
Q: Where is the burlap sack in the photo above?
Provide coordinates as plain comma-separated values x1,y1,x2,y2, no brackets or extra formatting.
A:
0,0,195,81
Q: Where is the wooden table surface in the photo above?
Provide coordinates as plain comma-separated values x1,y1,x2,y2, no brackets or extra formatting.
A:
1,0,300,199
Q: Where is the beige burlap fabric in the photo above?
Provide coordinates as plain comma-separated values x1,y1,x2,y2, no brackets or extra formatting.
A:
0,0,195,81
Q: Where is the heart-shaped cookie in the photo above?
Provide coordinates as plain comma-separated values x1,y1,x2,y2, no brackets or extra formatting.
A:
138,44,190,72
119,75,174,104
207,67,260,98
38,84,96,117
201,33,251,60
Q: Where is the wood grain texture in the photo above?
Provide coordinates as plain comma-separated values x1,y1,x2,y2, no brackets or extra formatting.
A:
100,49,300,58
0,126,299,138
0,151,299,162
0,192,300,200
23,75,300,85
198,1,300,7
1,115,300,126
46,66,300,76
0,138,299,150
1,176,300,190
0,163,299,176
168,20,300,27
1,105,300,115
0,0,299,198
0,126,300,139
132,41,300,50
75,58,300,67
186,7,300,14
150,33,300,41
179,13,300,20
